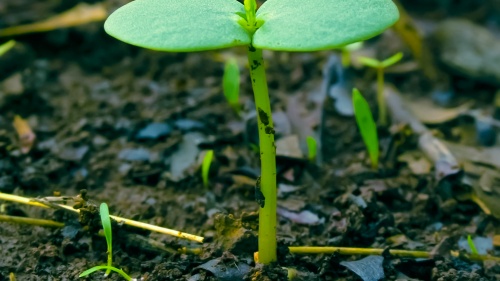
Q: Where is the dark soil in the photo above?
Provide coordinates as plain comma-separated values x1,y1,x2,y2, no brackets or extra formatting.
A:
1,1,500,281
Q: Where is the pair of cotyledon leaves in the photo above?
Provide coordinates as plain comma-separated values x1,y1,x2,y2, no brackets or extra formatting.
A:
105,0,399,52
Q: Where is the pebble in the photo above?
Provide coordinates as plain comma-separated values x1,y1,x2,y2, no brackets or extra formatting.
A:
433,19,500,86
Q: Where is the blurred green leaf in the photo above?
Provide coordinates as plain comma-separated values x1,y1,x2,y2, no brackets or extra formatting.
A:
352,88,379,169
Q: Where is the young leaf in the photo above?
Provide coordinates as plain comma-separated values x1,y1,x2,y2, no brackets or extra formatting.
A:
0,40,15,57
202,150,214,189
358,56,381,68
381,52,403,68
100,202,113,276
306,136,317,162
352,88,379,169
79,265,132,280
253,0,399,51
100,203,112,252
223,58,240,113
104,0,250,52
467,235,479,255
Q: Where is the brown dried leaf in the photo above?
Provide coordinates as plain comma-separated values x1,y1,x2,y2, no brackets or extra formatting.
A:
0,3,107,37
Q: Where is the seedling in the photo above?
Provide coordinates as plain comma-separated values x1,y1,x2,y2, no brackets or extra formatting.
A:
339,41,363,68
0,40,15,57
467,235,479,255
79,203,133,280
201,150,214,189
223,58,241,114
352,88,379,169
104,0,399,264
306,136,317,163
358,52,403,126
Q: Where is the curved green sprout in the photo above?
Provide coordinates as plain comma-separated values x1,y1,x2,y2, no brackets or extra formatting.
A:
105,0,399,264
358,52,403,126
202,150,214,189
79,203,132,280
352,88,379,169
0,40,15,57
467,235,479,256
223,58,241,114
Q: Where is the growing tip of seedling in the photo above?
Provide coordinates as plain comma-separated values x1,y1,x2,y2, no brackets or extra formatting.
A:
0,40,15,57
352,88,379,169
223,58,241,114
306,136,317,162
202,150,214,189
467,235,479,255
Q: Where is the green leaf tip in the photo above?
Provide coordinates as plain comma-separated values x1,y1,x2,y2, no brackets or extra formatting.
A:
100,203,112,251
381,52,403,68
202,150,214,189
0,40,15,57
253,0,399,51
104,0,251,52
352,88,379,169
223,58,241,113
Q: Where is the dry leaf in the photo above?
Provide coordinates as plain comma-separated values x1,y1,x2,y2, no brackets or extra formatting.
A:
13,115,35,154
404,97,473,124
0,3,107,37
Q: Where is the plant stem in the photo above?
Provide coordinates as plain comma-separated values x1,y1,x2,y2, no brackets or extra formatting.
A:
377,67,386,126
247,46,277,264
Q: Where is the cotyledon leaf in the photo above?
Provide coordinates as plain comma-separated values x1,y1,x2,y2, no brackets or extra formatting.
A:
254,0,399,51
104,0,251,52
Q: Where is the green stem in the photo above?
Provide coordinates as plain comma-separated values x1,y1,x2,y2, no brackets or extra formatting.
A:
377,67,386,126
247,46,277,264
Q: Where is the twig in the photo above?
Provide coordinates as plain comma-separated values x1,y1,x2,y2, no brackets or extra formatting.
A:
0,192,204,243
0,215,64,228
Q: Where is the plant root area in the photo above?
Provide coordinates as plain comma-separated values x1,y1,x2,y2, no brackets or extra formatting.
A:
1,1,500,280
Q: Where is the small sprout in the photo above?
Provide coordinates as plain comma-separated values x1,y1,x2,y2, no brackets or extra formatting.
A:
467,235,479,255
105,0,399,265
202,150,214,189
339,41,364,67
79,203,133,280
306,136,317,162
358,52,403,126
223,58,241,114
0,40,15,57
352,88,379,169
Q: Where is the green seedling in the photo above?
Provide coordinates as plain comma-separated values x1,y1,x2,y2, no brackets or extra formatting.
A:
339,41,363,68
352,88,379,169
467,235,479,255
223,58,241,114
202,150,214,189
0,40,15,57
306,136,317,163
79,203,132,280
104,0,399,264
358,52,403,126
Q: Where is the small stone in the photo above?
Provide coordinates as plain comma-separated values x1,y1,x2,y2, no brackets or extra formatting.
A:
433,19,500,85
136,122,172,140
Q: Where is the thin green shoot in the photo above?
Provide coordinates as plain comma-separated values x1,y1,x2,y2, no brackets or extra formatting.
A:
358,52,403,126
201,150,214,189
339,41,363,67
79,203,133,280
223,58,241,114
467,235,479,255
352,88,379,169
79,266,132,281
104,0,398,264
0,40,15,57
306,136,317,163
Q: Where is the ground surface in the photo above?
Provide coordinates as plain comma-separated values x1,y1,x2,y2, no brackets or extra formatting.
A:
1,0,500,280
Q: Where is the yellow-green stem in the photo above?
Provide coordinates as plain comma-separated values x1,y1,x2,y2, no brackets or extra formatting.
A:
377,67,386,126
248,46,277,264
